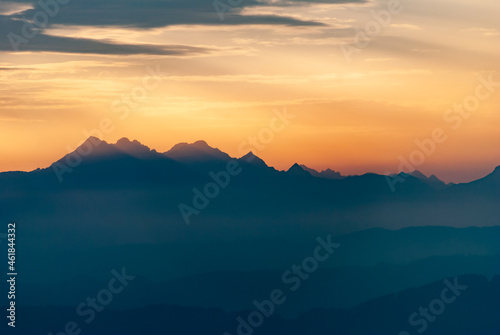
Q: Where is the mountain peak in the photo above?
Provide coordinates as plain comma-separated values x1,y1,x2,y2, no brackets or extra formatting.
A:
116,137,132,145
300,164,319,175
115,137,147,149
114,138,156,158
73,136,108,155
239,151,268,167
85,136,105,144
428,174,441,183
320,168,344,179
76,136,107,149
240,151,256,162
481,165,500,183
287,163,312,177
300,165,344,179
165,140,231,163
399,170,447,190
61,137,160,163
168,140,212,152
192,140,209,148
409,170,428,179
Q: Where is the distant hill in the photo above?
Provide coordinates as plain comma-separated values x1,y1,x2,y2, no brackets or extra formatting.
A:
17,254,500,316
399,170,449,190
9,275,500,335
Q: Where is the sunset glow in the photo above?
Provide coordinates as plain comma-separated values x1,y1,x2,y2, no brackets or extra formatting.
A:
1,0,499,183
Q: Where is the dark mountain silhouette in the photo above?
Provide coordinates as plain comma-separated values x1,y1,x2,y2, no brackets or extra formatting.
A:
1,137,499,250
17,254,500,316
236,151,279,178
58,136,161,162
47,137,193,187
14,226,500,315
164,140,232,163
286,163,312,176
162,140,235,174
8,275,500,335
401,170,448,190
451,165,500,195
12,225,500,283
114,137,159,158
29,137,495,197
239,151,268,168
300,165,345,179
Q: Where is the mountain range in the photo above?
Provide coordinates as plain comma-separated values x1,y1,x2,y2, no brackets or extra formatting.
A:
1,137,499,334
1,137,498,246
49,137,454,186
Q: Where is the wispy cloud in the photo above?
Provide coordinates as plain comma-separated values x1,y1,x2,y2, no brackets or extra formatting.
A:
391,24,422,30
7,0,332,29
0,16,214,55
461,27,500,37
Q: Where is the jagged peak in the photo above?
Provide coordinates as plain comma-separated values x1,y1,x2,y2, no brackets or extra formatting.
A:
80,136,107,146
409,170,428,179
300,165,344,179
239,151,268,167
116,137,133,145
169,140,213,151
287,163,312,176
192,140,209,147
165,140,231,162
115,137,151,150
299,164,319,175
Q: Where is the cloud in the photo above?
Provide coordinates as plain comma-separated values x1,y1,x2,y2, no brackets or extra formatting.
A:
0,15,213,55
252,0,366,6
1,0,366,55
461,27,500,37
7,0,332,29
0,1,33,15
363,57,397,62
390,24,422,30
0,67,29,70
368,35,499,69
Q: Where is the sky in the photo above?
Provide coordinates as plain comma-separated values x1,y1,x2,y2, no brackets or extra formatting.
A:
0,0,499,183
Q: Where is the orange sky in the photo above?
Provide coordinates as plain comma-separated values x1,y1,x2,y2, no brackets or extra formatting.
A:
1,0,499,183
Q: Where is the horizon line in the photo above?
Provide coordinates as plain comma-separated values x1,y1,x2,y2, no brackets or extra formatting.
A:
1,135,498,185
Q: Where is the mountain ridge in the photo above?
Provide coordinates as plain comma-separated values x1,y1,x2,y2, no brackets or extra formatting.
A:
2,136,498,187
